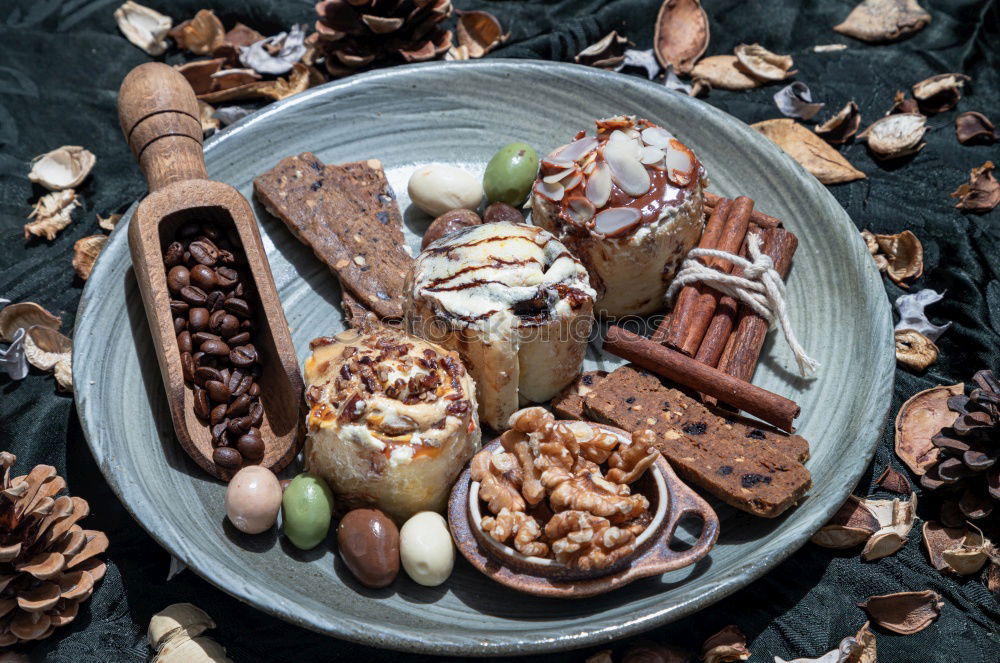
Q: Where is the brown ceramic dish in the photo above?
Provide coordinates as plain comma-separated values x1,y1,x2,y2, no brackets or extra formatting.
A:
448,424,720,598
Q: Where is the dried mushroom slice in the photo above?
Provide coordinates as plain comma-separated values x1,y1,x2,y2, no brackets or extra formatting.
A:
895,383,964,475
690,55,760,90
833,0,931,43
912,73,971,114
169,9,225,55
955,112,996,145
0,302,61,343
455,10,507,60
28,147,95,192
752,119,866,184
114,1,172,55
733,43,795,82
653,0,709,74
815,101,861,144
895,329,938,372
575,31,630,70
72,236,107,281
862,229,923,287
857,113,927,160
24,326,73,392
950,161,1000,213
97,213,122,232
858,590,943,635
24,190,80,242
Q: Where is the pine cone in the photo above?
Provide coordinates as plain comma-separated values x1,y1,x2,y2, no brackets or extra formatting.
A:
921,370,1000,528
311,0,454,77
0,453,108,646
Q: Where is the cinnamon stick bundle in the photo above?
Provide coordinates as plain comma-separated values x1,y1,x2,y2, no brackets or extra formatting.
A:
704,191,782,229
603,325,800,432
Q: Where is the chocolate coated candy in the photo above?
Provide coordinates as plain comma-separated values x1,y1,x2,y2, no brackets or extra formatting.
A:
337,508,400,589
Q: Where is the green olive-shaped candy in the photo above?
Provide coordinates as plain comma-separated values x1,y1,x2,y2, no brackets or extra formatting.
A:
281,473,335,550
483,142,539,207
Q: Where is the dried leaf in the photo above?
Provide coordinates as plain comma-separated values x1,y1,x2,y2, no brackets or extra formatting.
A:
950,161,1000,213
857,113,927,160
811,495,880,549
895,329,938,372
955,111,996,145
239,24,307,76
875,466,912,494
24,190,80,241
653,0,709,74
168,9,224,55
734,43,795,82
895,289,950,341
859,590,942,635
28,146,96,191
575,31,629,70
455,10,507,59
751,119,866,184
774,82,824,120
114,1,172,55
815,101,861,144
23,326,73,392
701,625,749,663
912,73,970,114
834,0,931,43
97,213,122,232
895,383,963,475
775,622,876,663
72,235,107,281
691,55,760,90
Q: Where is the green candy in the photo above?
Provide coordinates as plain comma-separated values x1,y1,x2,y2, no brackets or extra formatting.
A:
281,473,334,550
483,142,539,207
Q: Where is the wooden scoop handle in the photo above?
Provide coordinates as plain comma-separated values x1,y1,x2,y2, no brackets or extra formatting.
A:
118,62,208,192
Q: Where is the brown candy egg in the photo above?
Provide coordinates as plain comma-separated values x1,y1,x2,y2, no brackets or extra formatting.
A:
421,209,482,249
337,508,400,588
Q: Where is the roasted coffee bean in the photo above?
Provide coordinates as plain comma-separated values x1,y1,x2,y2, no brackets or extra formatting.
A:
230,345,256,367
195,366,223,383
226,368,244,392
188,239,219,266
236,430,265,461
201,339,230,356
179,285,207,306
231,282,246,298
188,307,209,332
232,374,253,397
210,403,229,426
192,331,220,345
178,222,200,238
174,316,187,334
227,393,252,417
169,299,189,316
248,382,261,398
213,446,242,470
219,367,230,384
206,290,225,312
193,387,211,419
205,380,231,402
180,352,195,382
167,265,190,293
219,314,240,337
215,266,239,288
208,309,226,332
211,421,229,444
249,401,264,427
224,297,251,318
217,249,236,266
226,331,250,345
228,417,251,435
190,264,217,289
177,331,193,355
164,241,185,267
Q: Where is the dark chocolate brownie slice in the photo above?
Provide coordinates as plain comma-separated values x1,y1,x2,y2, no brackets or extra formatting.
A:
584,365,811,518
551,370,608,420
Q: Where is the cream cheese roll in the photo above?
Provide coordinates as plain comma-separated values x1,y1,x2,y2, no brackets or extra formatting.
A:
303,327,480,522
404,222,596,430
531,115,707,317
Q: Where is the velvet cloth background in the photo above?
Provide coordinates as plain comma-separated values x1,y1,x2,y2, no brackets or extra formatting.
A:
0,0,998,660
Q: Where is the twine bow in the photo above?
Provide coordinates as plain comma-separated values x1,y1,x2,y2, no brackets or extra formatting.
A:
665,233,820,377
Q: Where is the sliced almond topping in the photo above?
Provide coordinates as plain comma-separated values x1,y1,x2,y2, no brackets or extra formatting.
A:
594,208,642,237
604,140,650,196
585,163,612,208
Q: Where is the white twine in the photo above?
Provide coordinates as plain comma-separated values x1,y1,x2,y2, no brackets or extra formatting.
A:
665,233,820,377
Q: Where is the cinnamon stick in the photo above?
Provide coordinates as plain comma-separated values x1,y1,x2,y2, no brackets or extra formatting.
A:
704,191,782,229
603,325,799,431
694,228,756,367
650,199,731,344
664,196,755,356
717,228,800,383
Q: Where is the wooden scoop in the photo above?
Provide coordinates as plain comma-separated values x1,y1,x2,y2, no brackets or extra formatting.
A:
118,62,303,481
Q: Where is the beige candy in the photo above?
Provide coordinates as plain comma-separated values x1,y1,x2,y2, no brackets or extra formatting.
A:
399,511,454,586
407,164,484,217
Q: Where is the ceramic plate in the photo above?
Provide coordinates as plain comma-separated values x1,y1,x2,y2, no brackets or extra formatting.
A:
74,61,893,656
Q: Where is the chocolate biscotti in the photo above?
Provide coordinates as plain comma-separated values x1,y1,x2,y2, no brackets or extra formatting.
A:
584,365,811,517
551,370,608,421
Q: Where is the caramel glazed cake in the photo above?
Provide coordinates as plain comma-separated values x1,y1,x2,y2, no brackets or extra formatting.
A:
531,115,708,317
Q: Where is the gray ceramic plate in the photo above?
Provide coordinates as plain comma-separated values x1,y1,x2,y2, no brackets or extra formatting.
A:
74,61,893,656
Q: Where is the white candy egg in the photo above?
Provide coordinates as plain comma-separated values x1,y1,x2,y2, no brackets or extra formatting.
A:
407,164,483,217
399,511,454,587
224,466,282,534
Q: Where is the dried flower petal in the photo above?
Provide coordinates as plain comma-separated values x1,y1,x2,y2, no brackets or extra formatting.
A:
620,49,662,80
734,43,795,82
455,10,507,59
912,73,970,114
955,112,996,145
240,24,307,76
28,147,96,192
773,82,824,120
815,101,861,144
700,625,749,663
72,236,107,281
23,326,73,392
653,0,709,74
950,161,1000,213
690,55,760,91
887,90,920,115
894,329,938,372
859,590,943,635
834,0,931,43
875,466,912,494
168,9,224,55
895,289,950,341
894,383,963,475
752,119,866,184
97,213,122,232
575,32,629,70
24,190,80,242
114,1,172,56
857,113,927,160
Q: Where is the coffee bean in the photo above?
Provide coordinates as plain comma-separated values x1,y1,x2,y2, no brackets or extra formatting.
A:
206,290,225,312
213,447,242,470
211,422,229,444
190,264,217,289
202,339,230,356
167,265,190,293
195,366,223,384
177,331,193,355
237,431,265,461
192,331,220,345
192,351,206,366
188,307,209,332
219,367,231,385
210,403,228,425
178,222,200,238
174,317,187,334
227,393,252,417
180,352,195,382
249,401,264,427
226,331,250,345
230,345,256,367
179,285,207,306
232,374,253,397
215,267,238,288
188,240,219,266
219,314,240,337
227,368,245,392
164,242,185,267
205,380,231,402
208,309,226,333
169,299,189,317
224,297,250,318
248,382,261,398
193,387,210,419
228,417,250,435
218,249,237,266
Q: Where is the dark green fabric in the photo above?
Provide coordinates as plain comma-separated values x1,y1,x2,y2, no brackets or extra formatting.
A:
1,0,998,660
